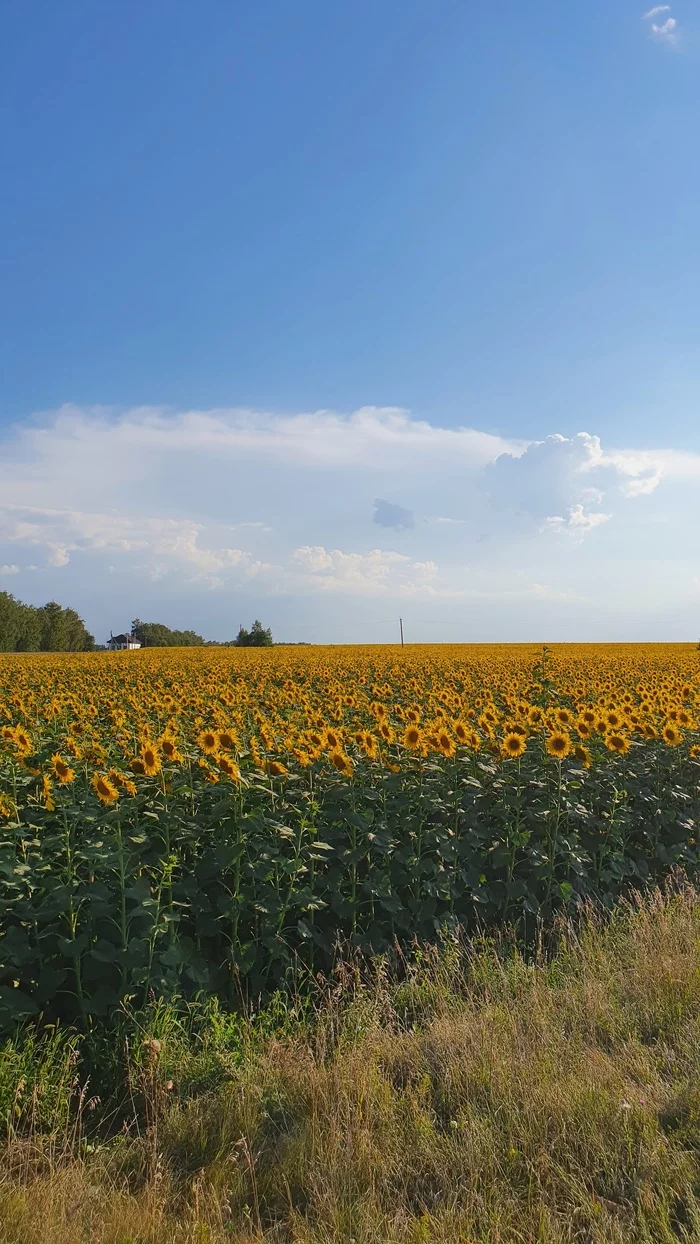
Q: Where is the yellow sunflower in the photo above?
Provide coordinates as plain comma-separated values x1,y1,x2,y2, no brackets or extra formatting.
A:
197,729,219,756
140,744,161,776
402,725,423,750
330,750,353,777
92,773,120,806
546,732,571,759
42,775,55,812
217,728,240,752
219,755,242,781
266,760,288,777
502,732,526,759
51,753,76,784
573,744,592,769
157,732,181,763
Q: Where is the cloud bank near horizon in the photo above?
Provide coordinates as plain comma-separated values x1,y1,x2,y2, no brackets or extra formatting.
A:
1,404,698,641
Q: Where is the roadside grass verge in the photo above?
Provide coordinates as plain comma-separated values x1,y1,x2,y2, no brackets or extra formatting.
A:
4,881,700,1241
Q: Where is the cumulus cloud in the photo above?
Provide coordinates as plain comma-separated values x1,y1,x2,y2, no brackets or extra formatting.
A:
0,404,698,635
373,499,415,530
0,564,19,575
0,504,250,582
291,546,440,596
543,504,611,538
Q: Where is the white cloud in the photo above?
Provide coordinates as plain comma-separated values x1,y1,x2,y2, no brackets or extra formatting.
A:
643,6,677,43
46,543,71,568
291,546,443,596
544,504,611,538
653,17,677,41
1,403,516,478
0,504,250,582
0,405,699,637
0,564,20,575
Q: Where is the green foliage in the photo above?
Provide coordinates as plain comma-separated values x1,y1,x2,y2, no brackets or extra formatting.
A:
0,592,93,653
2,732,700,1030
131,619,205,647
233,619,273,647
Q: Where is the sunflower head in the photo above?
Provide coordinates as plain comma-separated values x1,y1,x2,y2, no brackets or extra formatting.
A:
217,729,239,753
573,744,592,769
51,753,75,784
502,732,526,759
546,732,571,759
330,750,353,776
403,725,422,750
436,730,455,757
92,773,120,806
197,730,219,756
219,755,242,781
605,733,630,755
140,745,161,776
159,734,182,762
42,775,56,812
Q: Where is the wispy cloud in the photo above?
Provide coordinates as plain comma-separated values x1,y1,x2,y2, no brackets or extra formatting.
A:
643,5,678,44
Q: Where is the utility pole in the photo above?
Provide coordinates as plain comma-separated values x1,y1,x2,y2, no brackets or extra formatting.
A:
399,617,404,648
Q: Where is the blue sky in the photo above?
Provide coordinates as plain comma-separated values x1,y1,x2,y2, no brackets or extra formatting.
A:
1,0,698,642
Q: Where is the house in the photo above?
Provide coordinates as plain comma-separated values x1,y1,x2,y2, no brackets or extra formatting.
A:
107,631,141,651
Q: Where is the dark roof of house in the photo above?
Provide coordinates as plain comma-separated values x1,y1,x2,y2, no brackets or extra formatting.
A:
110,633,131,644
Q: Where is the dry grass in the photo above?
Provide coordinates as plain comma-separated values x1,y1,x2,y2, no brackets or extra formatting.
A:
4,883,700,1242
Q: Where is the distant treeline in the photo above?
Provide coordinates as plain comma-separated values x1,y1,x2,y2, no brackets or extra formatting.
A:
130,619,205,648
131,619,274,648
0,591,94,653
0,596,276,653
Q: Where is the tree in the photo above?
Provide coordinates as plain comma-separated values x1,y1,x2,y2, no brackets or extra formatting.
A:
14,603,41,652
234,619,273,647
0,592,23,652
0,592,92,652
39,602,68,652
39,601,94,652
131,619,204,648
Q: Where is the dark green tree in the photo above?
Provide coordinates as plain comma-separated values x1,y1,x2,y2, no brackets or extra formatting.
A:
0,592,23,652
234,619,273,647
131,619,204,648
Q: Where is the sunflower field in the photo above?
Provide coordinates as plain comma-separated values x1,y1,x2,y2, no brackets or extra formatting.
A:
1,642,699,1030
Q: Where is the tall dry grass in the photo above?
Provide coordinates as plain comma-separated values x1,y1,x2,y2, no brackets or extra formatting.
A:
4,883,700,1242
